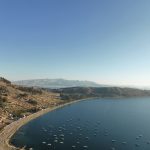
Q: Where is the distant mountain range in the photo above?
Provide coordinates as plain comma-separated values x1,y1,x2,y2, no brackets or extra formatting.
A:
13,79,105,88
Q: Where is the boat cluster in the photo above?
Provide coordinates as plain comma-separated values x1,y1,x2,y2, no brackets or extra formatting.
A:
26,118,150,150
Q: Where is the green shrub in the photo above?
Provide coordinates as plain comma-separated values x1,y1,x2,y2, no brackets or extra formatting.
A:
0,77,11,84
17,86,42,94
0,86,8,95
12,109,26,117
27,99,38,105
0,96,7,107
16,93,28,99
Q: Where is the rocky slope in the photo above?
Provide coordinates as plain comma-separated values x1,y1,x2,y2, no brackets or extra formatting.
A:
0,77,63,131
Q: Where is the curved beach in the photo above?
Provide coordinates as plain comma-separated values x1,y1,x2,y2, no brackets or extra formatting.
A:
0,100,82,150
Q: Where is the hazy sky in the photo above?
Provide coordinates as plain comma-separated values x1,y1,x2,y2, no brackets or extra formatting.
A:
0,0,150,86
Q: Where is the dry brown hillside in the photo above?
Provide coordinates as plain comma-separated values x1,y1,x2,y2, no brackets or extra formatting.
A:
0,77,63,131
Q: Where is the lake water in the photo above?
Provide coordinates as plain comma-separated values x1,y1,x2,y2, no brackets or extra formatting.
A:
10,97,150,150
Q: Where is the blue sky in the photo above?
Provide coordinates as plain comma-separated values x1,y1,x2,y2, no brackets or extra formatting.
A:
0,0,150,86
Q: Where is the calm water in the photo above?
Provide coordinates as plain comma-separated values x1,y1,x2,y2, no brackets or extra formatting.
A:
11,97,150,150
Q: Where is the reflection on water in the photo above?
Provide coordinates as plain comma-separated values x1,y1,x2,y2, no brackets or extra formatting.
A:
11,97,150,150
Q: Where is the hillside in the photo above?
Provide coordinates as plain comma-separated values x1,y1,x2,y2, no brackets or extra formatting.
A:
52,87,150,100
0,77,63,131
13,79,102,88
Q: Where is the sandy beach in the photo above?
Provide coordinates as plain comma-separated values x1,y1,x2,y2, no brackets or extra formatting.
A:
0,100,81,150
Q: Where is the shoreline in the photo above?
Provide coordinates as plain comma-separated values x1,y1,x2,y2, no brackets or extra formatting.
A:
0,99,85,150
0,96,142,150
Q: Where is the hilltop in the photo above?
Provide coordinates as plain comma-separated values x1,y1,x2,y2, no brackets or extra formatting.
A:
13,79,103,88
52,87,150,100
